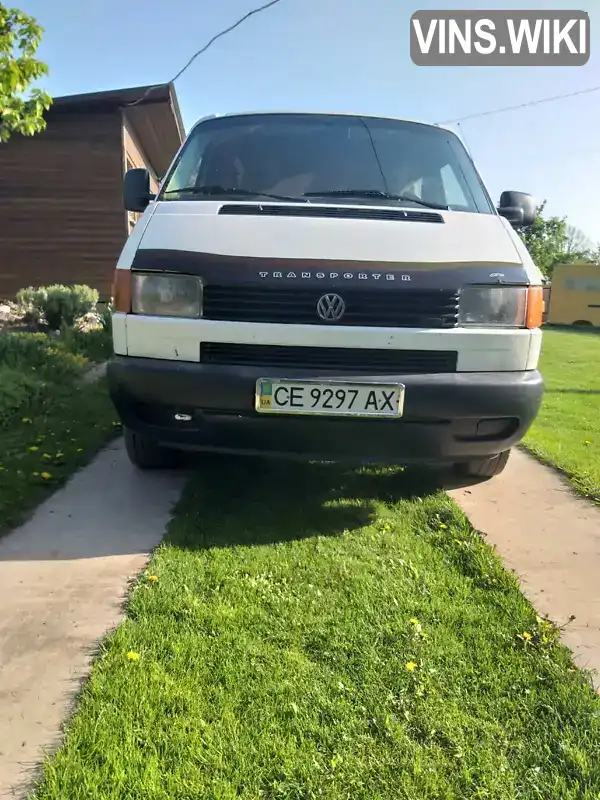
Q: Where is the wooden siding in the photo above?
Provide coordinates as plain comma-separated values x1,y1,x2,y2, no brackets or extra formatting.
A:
0,110,125,300
123,120,159,189
123,119,158,234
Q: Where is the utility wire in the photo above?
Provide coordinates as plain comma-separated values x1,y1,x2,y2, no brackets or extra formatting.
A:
127,0,284,108
438,85,600,124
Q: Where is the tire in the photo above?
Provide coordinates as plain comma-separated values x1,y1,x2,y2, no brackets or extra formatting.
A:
454,449,511,480
124,427,178,470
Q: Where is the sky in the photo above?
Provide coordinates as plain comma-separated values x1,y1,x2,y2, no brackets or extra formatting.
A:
21,0,600,243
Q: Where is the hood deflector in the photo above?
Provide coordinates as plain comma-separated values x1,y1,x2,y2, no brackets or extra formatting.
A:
218,203,445,224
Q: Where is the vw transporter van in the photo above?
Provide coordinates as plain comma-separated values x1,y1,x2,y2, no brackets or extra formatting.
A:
108,111,544,480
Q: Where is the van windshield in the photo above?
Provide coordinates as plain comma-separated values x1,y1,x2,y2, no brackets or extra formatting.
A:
160,113,494,214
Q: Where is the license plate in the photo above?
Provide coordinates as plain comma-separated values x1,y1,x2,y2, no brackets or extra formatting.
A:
255,379,405,418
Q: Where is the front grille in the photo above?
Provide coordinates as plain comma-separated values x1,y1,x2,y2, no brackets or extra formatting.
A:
200,343,457,374
203,287,459,328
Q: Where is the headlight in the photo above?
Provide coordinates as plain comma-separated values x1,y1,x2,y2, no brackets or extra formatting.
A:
458,286,527,327
131,273,202,318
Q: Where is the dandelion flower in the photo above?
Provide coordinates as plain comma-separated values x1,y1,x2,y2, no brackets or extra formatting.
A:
409,618,420,626
522,631,532,641
40,472,52,480
29,446,39,453
147,575,159,583
126,651,140,662
405,661,418,672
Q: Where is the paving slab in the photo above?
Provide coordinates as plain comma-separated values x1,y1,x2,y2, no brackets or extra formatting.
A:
449,447,600,687
0,439,186,798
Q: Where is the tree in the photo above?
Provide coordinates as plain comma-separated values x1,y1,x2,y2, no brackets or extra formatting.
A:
517,201,598,277
517,201,568,278
0,3,52,142
564,224,596,262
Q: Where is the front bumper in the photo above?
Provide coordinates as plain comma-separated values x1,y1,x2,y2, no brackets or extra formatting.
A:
108,356,544,464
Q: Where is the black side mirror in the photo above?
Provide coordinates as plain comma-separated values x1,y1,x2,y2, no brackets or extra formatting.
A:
124,168,155,212
497,190,536,229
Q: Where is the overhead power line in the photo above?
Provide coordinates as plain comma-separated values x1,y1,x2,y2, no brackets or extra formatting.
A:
127,0,284,108
438,85,600,124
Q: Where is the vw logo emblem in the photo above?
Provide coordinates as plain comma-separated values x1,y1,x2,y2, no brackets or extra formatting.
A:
316,293,346,322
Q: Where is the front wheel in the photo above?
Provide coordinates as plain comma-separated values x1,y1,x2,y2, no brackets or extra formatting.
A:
454,449,511,481
123,427,179,470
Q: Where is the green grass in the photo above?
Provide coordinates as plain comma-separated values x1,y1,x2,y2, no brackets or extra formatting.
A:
0,329,119,534
524,328,600,501
32,458,600,800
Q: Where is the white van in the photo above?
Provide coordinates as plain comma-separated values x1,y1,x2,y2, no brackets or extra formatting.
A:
109,111,544,480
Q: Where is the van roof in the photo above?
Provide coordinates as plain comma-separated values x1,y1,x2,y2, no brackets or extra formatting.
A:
189,110,455,135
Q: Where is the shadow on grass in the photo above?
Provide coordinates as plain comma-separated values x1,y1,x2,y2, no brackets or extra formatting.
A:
543,324,600,336
544,389,600,395
167,453,462,551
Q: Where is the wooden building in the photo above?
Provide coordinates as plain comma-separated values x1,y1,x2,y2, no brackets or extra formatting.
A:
0,83,184,300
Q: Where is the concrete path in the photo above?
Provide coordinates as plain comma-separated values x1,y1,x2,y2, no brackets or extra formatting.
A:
0,439,186,799
449,448,600,687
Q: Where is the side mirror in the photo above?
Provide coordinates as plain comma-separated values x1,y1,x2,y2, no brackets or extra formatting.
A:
497,190,536,229
124,168,155,212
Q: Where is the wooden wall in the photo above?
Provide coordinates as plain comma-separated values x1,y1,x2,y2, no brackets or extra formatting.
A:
0,109,126,300
122,119,159,235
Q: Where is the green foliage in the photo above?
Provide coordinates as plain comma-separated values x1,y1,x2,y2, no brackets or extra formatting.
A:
517,201,568,277
0,331,89,426
99,302,113,335
0,3,52,141
0,378,120,534
0,331,86,376
60,326,113,362
524,329,600,503
17,284,99,330
0,364,45,425
0,324,112,426
518,201,598,278
564,224,597,263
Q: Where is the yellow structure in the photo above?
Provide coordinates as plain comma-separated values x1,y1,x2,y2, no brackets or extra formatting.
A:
547,262,600,327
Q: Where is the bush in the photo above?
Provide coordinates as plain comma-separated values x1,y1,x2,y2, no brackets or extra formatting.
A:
0,366,46,426
59,326,113,362
0,332,87,380
0,331,90,425
99,302,113,335
16,284,99,330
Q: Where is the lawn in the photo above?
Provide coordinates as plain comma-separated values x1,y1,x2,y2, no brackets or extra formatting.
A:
0,329,119,534
524,327,600,502
32,457,600,800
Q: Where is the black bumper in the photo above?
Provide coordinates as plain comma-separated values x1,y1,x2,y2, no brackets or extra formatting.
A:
108,356,544,464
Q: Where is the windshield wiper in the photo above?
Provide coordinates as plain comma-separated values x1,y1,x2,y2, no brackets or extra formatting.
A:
303,189,448,210
162,185,308,202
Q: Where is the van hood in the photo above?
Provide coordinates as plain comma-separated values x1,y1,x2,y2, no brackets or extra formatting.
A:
138,201,525,268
